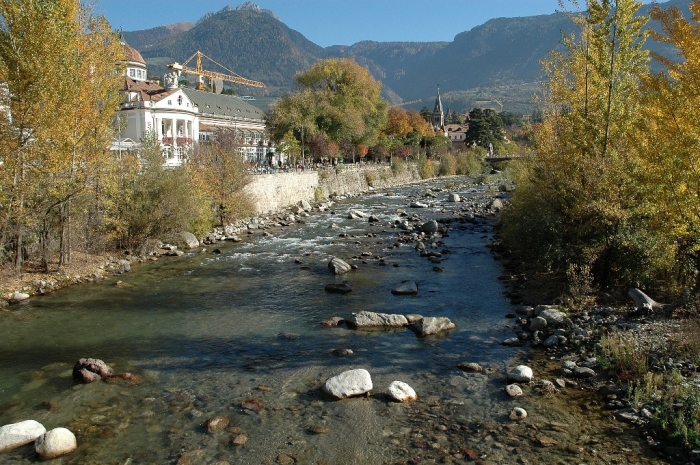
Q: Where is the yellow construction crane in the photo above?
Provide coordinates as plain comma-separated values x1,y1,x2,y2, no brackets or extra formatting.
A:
167,51,265,91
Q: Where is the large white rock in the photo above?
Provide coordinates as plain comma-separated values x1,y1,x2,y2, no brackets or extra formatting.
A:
538,307,567,327
178,231,200,249
328,257,352,275
391,280,418,296
447,193,460,202
348,311,408,328
35,427,77,459
387,381,417,402
0,420,46,452
322,369,373,399
508,365,534,383
413,317,456,336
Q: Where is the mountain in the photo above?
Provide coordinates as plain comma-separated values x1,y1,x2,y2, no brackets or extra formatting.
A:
124,0,692,114
122,22,194,51
135,6,326,93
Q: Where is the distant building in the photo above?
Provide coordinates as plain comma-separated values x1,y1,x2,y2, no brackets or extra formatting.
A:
445,123,469,144
431,86,447,136
113,40,277,166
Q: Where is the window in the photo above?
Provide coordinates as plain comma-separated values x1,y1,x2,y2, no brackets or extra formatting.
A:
167,100,172,105
177,95,182,105
129,69,135,77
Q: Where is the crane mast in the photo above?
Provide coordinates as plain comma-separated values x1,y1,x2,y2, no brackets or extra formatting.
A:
168,51,265,90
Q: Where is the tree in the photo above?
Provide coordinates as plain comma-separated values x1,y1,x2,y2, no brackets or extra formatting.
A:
464,108,505,149
0,0,123,272
503,0,651,288
188,129,253,225
637,0,700,289
269,58,388,159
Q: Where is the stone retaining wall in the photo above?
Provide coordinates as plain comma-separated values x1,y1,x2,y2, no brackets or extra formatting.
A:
244,164,422,214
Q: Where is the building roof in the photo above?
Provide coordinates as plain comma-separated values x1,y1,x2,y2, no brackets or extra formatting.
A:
121,77,179,103
182,88,265,121
123,43,146,65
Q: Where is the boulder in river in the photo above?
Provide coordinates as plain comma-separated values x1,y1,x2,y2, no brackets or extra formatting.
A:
412,317,455,336
447,193,460,202
508,365,533,383
35,427,77,459
505,384,524,397
73,358,114,383
347,311,408,328
178,231,200,249
419,220,439,233
322,369,373,399
410,201,429,208
391,280,418,295
386,381,417,402
324,283,353,295
0,420,46,453
328,257,352,275
509,407,528,421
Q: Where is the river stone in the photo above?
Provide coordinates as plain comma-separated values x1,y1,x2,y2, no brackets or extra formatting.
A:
320,317,345,327
324,283,352,295
34,427,76,459
73,358,114,383
347,311,408,328
410,201,428,208
328,257,352,275
391,280,418,295
529,316,547,331
299,199,312,212
348,209,368,219
539,308,567,327
419,220,439,233
447,193,460,202
0,420,46,452
505,384,524,397
322,369,373,399
457,362,483,373
386,381,417,402
206,416,229,433
574,367,596,378
543,335,560,347
178,231,200,249
490,198,504,211
12,291,29,303
413,317,456,336
405,314,423,324
510,407,528,420
508,365,533,383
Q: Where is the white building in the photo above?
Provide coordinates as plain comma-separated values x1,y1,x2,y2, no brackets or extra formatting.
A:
114,41,276,166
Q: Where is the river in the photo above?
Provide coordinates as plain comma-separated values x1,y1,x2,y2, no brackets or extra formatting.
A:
0,177,665,464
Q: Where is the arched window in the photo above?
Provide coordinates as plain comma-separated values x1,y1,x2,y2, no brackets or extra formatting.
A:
177,95,183,106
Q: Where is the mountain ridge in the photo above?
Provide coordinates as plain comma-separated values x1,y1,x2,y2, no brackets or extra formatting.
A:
121,0,691,114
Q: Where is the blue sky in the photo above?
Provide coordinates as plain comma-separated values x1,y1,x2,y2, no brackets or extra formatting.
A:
97,0,656,47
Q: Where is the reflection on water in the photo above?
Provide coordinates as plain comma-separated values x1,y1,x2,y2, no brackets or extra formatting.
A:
0,181,531,464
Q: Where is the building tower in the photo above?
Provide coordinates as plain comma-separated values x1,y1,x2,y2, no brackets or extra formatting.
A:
432,86,445,133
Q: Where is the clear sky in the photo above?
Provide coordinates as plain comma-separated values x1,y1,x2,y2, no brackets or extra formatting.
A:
97,0,656,48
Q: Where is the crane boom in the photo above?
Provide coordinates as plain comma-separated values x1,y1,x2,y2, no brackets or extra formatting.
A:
168,51,265,90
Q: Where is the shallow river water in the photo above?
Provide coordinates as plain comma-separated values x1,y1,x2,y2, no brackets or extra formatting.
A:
0,179,667,464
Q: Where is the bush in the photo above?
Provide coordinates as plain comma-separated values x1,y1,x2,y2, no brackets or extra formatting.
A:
438,153,457,176
391,159,405,175
598,332,648,383
417,155,435,179
365,170,378,187
455,151,484,175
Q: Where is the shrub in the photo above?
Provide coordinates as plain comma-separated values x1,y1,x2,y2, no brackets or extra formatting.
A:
417,155,435,179
391,159,405,175
438,153,457,176
598,332,648,382
365,170,378,187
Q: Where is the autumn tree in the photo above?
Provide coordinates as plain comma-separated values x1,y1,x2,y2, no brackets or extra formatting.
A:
0,0,123,272
503,0,651,288
188,129,253,225
636,0,700,290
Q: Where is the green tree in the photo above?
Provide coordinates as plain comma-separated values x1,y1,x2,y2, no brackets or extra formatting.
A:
465,108,505,150
503,0,651,288
269,58,388,159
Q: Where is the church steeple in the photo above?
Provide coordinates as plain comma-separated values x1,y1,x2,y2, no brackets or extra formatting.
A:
432,85,445,132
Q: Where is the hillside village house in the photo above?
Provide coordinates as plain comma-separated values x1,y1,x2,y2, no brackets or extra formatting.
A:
431,87,469,147
113,41,277,166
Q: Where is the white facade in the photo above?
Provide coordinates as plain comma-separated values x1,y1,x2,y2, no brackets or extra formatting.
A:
114,42,276,167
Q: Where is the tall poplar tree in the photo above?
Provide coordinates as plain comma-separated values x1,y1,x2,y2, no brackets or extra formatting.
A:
0,0,123,272
638,0,700,289
504,0,651,287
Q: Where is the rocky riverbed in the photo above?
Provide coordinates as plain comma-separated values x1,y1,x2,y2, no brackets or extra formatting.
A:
0,175,688,464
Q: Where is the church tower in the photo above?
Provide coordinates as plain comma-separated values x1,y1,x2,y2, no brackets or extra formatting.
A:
432,86,445,133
